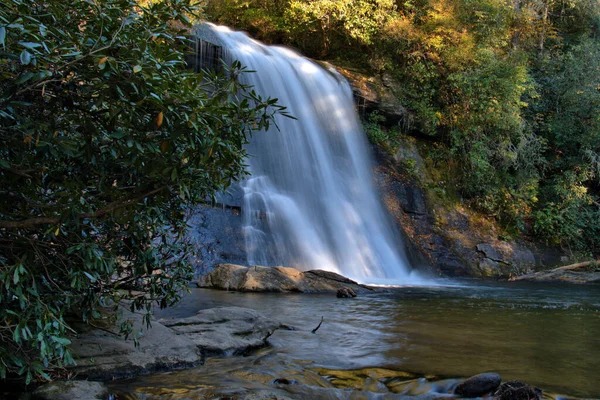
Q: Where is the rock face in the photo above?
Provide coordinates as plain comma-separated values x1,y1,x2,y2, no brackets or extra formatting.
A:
70,310,202,381
454,372,502,397
325,64,410,126
372,141,567,279
197,264,376,294
30,381,108,400
159,306,286,356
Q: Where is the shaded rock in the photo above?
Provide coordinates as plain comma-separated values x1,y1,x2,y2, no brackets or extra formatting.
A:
327,64,410,125
31,381,108,400
197,264,376,294
478,258,504,277
336,287,357,298
70,310,202,381
454,372,502,397
160,306,284,356
477,243,502,262
494,380,542,400
185,205,248,277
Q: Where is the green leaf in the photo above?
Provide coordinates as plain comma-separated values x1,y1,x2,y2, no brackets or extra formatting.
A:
0,27,6,48
50,336,71,346
15,72,34,85
83,272,96,282
133,65,142,73
19,41,42,50
20,49,31,65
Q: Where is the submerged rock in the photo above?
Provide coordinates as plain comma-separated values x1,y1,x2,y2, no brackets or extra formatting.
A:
454,372,501,397
494,380,542,400
160,306,285,356
197,263,376,294
30,381,108,400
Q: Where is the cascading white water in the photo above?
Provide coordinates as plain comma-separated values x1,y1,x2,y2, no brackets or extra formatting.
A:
206,25,422,284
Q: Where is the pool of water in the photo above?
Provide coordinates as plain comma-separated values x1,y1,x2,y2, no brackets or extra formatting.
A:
111,280,600,398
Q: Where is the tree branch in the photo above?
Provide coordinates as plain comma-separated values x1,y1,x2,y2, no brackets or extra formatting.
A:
0,186,168,229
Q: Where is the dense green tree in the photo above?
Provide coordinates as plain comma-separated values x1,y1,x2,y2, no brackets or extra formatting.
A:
0,0,285,382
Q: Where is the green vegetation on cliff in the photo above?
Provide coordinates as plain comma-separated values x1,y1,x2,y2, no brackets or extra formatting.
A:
0,0,284,382
206,0,600,255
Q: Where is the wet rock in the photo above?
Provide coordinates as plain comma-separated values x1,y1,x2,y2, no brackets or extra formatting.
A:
160,306,285,356
454,372,502,397
336,287,357,298
31,381,108,400
494,380,542,400
197,264,375,294
70,310,202,381
272,378,297,385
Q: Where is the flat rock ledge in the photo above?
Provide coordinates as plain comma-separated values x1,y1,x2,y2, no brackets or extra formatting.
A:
69,306,282,381
159,306,287,356
70,310,202,381
197,264,376,294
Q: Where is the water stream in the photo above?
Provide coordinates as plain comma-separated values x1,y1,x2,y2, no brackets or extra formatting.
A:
205,24,418,284
111,282,600,399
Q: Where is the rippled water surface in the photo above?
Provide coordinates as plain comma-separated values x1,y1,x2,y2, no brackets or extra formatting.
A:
113,281,600,398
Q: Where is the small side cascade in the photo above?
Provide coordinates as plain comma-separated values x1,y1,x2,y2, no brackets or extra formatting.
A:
194,23,424,284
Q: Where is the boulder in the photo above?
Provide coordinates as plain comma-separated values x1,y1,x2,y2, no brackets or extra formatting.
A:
159,306,285,356
454,372,502,397
70,310,202,381
197,264,376,294
494,380,542,400
30,381,108,400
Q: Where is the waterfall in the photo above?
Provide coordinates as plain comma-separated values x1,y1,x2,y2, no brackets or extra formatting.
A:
203,25,422,284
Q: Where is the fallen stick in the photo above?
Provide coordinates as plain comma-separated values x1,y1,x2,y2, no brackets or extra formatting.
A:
311,316,324,334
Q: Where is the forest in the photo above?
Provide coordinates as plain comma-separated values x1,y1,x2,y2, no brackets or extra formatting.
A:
206,0,600,256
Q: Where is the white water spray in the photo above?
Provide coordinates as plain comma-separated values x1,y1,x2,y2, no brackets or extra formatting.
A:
205,25,422,284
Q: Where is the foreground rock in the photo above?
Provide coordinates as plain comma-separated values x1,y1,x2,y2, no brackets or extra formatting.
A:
70,310,202,381
454,372,502,397
159,306,287,356
511,261,600,284
197,264,376,294
30,381,108,400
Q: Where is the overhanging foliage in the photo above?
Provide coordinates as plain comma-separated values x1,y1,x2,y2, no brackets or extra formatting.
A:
0,0,286,382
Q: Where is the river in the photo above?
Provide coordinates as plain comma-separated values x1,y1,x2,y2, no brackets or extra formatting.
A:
107,280,600,399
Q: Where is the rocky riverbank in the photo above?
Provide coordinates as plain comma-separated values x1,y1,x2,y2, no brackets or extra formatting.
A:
18,306,288,399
